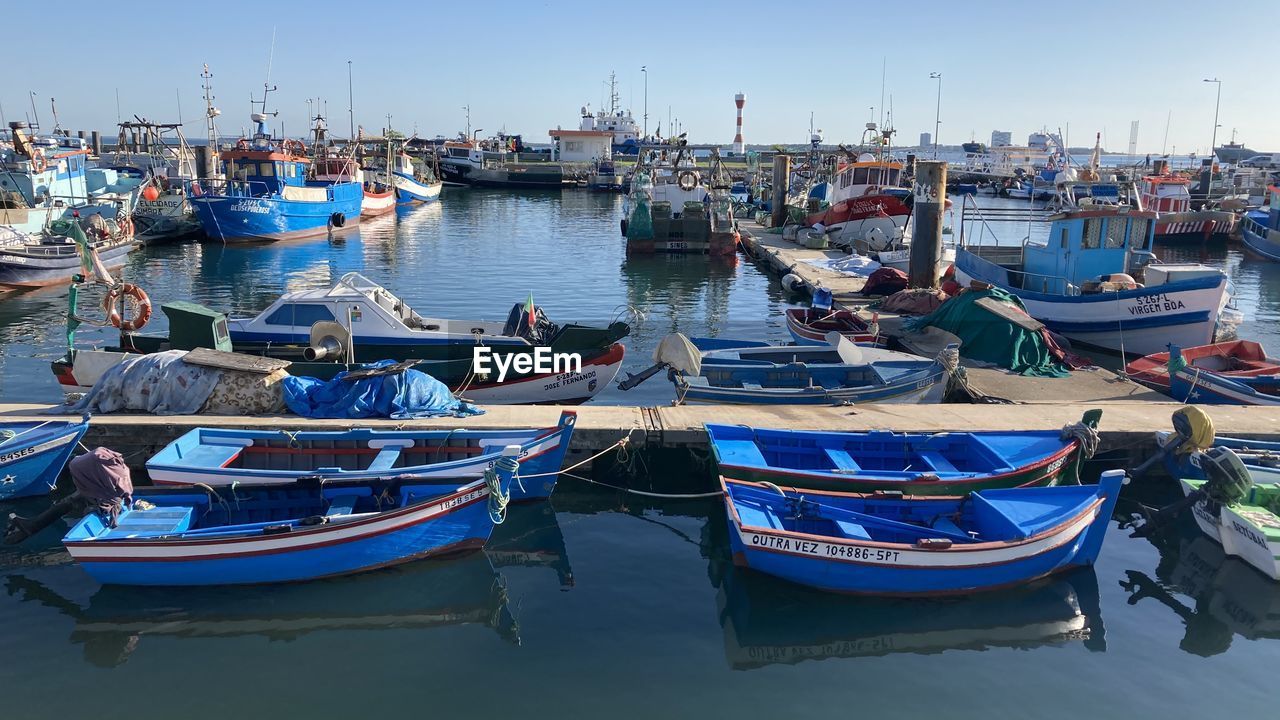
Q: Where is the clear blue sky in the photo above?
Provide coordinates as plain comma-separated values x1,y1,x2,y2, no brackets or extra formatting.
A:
5,0,1277,154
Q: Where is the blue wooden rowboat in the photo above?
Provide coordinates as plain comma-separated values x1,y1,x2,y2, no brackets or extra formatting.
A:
673,340,949,405
1168,346,1280,406
707,410,1100,495
0,419,90,501
722,470,1124,595
62,461,518,586
146,412,576,501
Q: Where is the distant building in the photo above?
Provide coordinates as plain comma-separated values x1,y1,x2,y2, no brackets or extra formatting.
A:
1028,132,1052,150
548,129,613,162
991,130,1012,147
919,132,931,147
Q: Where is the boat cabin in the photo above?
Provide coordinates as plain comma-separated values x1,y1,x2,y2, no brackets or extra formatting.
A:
1139,175,1191,214
442,141,484,167
967,209,1157,295
831,155,903,203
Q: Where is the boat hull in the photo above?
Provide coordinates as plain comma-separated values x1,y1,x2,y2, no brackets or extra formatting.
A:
456,343,625,405
146,413,576,501
0,420,90,500
1153,210,1236,240
709,426,1086,495
676,364,946,405
724,475,1122,596
784,308,881,346
956,251,1228,357
191,188,362,243
393,173,442,204
1125,340,1279,394
1169,363,1280,405
0,239,137,288
1183,480,1280,580
1241,216,1280,262
360,188,397,217
64,480,496,586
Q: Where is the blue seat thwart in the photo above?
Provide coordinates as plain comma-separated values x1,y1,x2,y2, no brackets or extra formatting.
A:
823,448,862,472
917,451,960,474
366,446,404,472
834,519,872,540
100,506,195,539
325,495,360,517
931,517,966,537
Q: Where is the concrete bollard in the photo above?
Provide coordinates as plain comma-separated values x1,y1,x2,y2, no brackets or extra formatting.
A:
771,154,790,228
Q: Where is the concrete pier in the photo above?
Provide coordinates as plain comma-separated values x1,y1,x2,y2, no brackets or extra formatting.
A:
5,403,1280,482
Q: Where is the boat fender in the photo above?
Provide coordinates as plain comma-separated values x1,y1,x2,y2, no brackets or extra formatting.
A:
677,170,698,192
103,283,153,332
780,273,805,293
620,218,628,236
30,149,48,174
329,212,346,228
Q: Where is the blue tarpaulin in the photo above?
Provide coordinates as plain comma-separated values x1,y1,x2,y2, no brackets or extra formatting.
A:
282,362,484,419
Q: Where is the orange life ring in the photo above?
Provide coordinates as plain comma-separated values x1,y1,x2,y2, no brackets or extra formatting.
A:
103,283,152,332
31,150,48,173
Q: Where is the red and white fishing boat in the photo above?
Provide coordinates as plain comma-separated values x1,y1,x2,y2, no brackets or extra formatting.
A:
360,181,397,217
1125,340,1280,394
805,153,910,248
1137,165,1237,240
784,308,883,346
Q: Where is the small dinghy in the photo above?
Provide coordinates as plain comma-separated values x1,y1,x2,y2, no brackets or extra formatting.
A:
0,418,90,500
672,334,948,405
722,470,1124,595
1126,340,1280,395
1167,346,1280,406
62,448,522,586
708,410,1100,495
785,308,882,346
146,412,576,501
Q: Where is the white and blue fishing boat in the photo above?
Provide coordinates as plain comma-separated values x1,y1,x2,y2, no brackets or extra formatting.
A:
1167,346,1280,406
671,335,949,405
385,148,443,204
190,97,361,243
1240,186,1280,261
0,122,138,286
955,205,1233,357
707,410,1100,495
146,411,576,501
0,419,90,500
61,453,520,586
722,469,1124,596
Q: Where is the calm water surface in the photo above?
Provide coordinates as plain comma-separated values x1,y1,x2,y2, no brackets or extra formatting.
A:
1,189,1278,718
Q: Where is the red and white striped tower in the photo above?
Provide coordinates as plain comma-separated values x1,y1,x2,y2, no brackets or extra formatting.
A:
733,93,745,154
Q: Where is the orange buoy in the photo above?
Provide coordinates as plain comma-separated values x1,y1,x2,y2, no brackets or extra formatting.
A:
141,185,160,202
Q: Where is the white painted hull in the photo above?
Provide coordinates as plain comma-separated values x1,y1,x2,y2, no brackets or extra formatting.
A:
954,267,1227,356
1218,504,1280,580
457,349,624,405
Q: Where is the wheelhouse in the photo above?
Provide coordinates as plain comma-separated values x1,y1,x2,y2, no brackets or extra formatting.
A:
1140,176,1191,214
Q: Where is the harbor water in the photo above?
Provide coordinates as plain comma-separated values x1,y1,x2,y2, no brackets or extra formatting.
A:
1,189,1279,717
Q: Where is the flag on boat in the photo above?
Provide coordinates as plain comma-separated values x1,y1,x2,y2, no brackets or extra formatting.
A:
526,292,536,326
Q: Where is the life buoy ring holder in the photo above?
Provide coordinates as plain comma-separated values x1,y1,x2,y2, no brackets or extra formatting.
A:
677,170,698,192
103,283,152,332
31,150,48,174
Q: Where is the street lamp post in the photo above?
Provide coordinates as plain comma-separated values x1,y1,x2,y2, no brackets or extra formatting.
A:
929,72,942,159
1203,78,1221,158
641,66,648,139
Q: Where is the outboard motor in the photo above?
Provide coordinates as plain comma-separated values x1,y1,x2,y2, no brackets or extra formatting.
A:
4,448,133,544
304,336,345,361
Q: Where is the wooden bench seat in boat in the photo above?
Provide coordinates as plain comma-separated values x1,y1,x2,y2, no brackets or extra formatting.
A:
930,516,966,537
834,519,872,540
100,506,195,539
325,495,361,517
917,450,960,474
823,448,862,472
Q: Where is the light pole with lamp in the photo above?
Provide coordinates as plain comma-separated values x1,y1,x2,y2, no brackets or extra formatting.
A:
929,72,942,159
641,66,648,139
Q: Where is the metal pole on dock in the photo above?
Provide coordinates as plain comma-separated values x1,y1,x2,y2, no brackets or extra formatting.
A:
771,154,790,228
909,160,946,288
90,130,101,156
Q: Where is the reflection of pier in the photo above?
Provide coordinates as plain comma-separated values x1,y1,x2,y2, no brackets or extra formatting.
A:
5,552,517,668
486,500,574,588
715,566,1105,669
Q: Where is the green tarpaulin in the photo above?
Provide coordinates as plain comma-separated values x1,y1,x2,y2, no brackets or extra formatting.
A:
903,287,1070,377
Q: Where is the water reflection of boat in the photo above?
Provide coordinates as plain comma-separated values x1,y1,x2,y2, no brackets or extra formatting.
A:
4,552,517,668
1121,530,1280,656
716,565,1105,669
485,500,574,587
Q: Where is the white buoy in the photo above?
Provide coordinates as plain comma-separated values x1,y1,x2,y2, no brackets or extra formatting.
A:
781,273,805,293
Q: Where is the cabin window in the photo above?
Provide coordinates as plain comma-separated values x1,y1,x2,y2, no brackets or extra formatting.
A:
1130,218,1150,249
1058,227,1068,248
1082,219,1101,249
565,141,583,153
263,304,337,327
225,160,236,177
259,163,275,177
852,168,870,184
1105,218,1126,249
286,163,297,178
